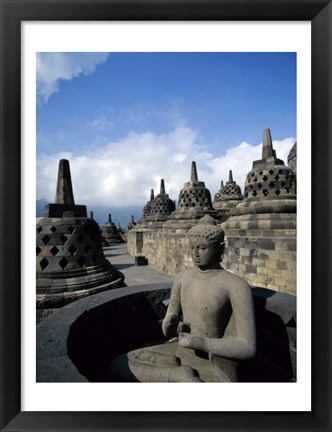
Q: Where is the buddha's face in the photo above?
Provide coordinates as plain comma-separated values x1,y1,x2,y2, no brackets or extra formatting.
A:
189,236,221,269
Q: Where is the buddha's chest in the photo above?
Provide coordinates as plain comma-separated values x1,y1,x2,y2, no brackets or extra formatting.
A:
180,282,231,336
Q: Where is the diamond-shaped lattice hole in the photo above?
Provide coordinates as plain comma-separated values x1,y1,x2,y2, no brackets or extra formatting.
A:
78,256,86,267
40,258,49,270
253,177,257,183
76,234,84,244
42,235,50,245
259,171,263,175
263,189,269,196
252,191,257,196
59,257,68,269
269,169,274,175
36,246,41,255
37,226,43,233
50,226,57,233
69,245,77,255
60,235,68,244
275,189,281,196
68,226,75,234
269,182,275,188
274,174,280,181
278,169,284,174
257,183,262,189
50,246,59,256
263,176,268,182
280,181,285,188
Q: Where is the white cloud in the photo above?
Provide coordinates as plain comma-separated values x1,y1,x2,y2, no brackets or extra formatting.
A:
89,114,115,130
36,128,296,210
36,52,109,104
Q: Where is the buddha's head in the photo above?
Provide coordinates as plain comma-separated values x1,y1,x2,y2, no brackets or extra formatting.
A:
188,216,225,269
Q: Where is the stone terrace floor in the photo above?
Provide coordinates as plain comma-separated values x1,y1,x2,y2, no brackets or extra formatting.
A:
103,243,174,287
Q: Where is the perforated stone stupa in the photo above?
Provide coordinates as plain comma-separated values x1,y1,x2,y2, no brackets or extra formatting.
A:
36,159,124,310
140,189,155,221
164,161,221,230
221,129,297,294
101,214,124,245
244,129,296,200
137,179,175,229
213,170,243,219
148,180,175,218
287,142,297,175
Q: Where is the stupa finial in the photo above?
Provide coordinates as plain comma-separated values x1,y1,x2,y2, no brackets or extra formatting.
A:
160,179,166,195
108,214,112,223
190,161,198,182
220,180,224,188
150,189,154,201
262,128,274,160
228,170,233,182
55,159,75,205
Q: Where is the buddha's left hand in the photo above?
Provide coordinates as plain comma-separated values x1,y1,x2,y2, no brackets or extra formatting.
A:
179,332,206,351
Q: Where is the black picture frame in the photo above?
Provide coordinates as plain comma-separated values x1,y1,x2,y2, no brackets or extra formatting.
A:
1,0,331,431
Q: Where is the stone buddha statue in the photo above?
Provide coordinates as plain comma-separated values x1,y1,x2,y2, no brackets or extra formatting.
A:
111,215,256,382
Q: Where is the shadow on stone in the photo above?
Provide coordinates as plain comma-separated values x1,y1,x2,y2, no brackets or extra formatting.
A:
67,289,169,381
66,287,296,382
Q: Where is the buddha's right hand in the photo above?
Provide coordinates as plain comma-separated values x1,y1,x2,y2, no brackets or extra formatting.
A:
163,313,180,337
177,320,191,334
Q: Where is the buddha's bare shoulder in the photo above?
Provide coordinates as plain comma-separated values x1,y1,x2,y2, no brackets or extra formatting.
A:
218,268,251,294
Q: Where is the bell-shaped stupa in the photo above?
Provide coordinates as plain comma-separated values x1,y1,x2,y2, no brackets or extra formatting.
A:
244,128,296,200
213,170,243,220
140,189,155,221
147,180,175,220
36,159,125,310
101,213,124,245
221,129,297,294
137,181,175,229
164,161,221,230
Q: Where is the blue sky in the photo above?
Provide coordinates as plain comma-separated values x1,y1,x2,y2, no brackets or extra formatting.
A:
36,52,296,223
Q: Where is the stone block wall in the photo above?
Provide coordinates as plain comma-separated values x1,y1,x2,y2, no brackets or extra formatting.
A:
223,232,296,294
127,229,193,276
128,220,296,295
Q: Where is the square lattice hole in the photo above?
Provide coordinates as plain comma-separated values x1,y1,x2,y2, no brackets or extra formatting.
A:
68,245,77,255
60,235,68,244
42,235,50,245
59,257,68,269
40,258,49,270
50,246,59,256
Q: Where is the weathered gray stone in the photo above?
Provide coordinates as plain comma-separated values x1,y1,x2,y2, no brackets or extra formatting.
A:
36,159,125,312
111,216,256,382
222,129,297,294
213,170,243,219
101,213,124,245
